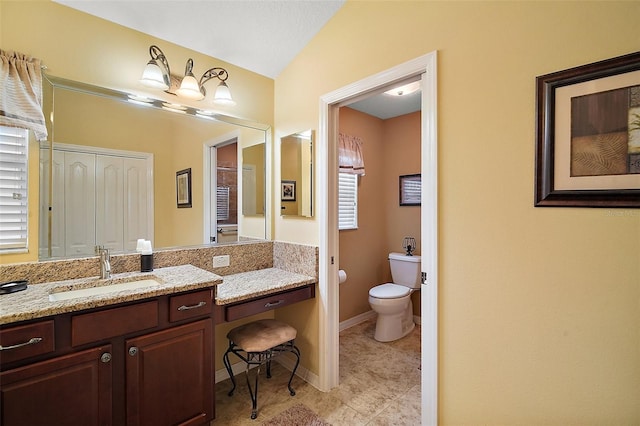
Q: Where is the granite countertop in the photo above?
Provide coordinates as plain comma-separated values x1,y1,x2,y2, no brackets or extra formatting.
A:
0,265,222,325
216,267,316,305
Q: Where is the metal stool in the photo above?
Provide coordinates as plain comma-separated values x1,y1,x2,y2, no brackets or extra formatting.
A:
222,319,301,419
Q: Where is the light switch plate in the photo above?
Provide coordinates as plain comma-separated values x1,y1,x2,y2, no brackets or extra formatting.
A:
213,255,230,267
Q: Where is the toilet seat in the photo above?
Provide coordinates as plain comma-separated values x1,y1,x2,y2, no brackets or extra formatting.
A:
369,283,411,299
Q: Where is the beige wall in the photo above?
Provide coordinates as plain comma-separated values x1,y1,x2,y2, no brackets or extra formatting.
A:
275,1,640,424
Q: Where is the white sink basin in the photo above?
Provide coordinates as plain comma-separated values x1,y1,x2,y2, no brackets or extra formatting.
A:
49,278,161,302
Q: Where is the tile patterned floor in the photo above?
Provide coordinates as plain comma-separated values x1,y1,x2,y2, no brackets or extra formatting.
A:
212,318,421,425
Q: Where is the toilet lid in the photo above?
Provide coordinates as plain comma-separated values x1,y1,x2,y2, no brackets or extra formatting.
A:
369,283,411,299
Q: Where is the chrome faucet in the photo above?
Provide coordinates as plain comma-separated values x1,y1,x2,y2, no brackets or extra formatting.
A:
96,246,111,279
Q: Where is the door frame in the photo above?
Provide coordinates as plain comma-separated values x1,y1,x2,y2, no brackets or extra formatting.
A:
318,51,438,425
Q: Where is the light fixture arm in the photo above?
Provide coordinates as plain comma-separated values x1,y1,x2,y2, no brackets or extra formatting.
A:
149,45,170,79
198,67,229,97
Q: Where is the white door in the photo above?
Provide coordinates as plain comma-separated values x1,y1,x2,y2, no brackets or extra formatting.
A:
96,155,124,252
64,151,96,257
123,157,152,252
39,149,65,258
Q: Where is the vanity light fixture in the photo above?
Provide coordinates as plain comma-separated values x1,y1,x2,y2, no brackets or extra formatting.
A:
140,45,235,105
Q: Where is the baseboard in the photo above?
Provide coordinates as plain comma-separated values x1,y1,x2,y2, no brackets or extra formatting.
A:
339,310,376,331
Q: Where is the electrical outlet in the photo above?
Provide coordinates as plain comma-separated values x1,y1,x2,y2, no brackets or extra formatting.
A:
212,255,230,267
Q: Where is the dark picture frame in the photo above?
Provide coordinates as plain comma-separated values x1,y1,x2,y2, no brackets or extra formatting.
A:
535,51,640,207
399,174,421,206
281,180,296,202
176,168,192,208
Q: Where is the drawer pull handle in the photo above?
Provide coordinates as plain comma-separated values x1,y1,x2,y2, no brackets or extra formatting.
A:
264,300,285,308
0,337,43,351
177,301,207,311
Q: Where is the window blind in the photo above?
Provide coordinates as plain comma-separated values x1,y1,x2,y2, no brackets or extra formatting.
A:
217,186,229,221
338,172,358,230
0,125,29,251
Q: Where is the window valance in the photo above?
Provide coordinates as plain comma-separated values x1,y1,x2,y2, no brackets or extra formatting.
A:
0,49,48,141
338,132,365,176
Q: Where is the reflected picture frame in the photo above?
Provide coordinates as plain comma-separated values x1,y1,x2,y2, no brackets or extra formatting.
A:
176,168,192,208
399,174,421,206
535,51,640,207
281,180,296,202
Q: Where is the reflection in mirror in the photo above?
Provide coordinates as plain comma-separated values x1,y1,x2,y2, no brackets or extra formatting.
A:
39,76,269,260
280,130,314,217
242,144,265,216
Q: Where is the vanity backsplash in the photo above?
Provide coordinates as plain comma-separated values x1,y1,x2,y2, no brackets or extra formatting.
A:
0,241,318,285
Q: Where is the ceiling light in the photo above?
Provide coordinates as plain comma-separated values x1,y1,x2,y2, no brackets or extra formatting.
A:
384,81,421,97
140,45,234,105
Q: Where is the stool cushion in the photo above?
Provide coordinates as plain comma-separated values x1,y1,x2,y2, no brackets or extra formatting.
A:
227,319,297,353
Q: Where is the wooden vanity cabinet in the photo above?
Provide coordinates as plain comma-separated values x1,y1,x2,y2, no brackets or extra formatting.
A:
126,319,212,426
0,345,112,426
0,288,215,426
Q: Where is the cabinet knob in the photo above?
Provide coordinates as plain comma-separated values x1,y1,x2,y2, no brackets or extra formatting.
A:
100,352,112,363
128,346,138,356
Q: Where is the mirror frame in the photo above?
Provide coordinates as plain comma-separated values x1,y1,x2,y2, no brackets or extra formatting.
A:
41,75,272,259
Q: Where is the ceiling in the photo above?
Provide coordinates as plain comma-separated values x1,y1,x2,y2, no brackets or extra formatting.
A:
54,0,419,119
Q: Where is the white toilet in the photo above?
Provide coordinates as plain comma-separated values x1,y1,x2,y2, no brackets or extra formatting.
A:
368,252,421,342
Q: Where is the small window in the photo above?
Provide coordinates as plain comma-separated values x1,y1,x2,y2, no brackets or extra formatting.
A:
0,125,30,252
338,173,358,230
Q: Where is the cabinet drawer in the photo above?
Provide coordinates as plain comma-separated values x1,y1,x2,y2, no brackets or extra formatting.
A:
224,285,315,322
0,320,55,364
72,301,158,347
169,289,213,323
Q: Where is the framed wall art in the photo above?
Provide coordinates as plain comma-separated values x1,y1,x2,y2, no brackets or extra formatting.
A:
399,174,421,206
176,168,192,208
281,180,296,202
535,51,640,207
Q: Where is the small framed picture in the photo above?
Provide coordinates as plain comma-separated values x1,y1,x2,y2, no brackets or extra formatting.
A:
176,168,192,208
399,174,421,206
281,180,296,202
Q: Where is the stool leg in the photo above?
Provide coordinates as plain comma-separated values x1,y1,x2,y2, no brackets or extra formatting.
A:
245,361,261,420
266,357,272,379
287,345,301,396
222,347,236,396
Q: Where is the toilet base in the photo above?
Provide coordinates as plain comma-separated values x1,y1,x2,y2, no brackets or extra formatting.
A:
373,299,415,342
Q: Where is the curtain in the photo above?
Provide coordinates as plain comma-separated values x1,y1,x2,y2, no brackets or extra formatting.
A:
338,132,365,175
0,49,48,141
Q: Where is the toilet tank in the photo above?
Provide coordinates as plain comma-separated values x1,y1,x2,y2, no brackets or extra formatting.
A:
388,252,422,289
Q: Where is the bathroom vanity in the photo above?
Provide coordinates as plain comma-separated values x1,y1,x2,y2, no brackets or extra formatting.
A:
0,265,221,426
0,260,317,426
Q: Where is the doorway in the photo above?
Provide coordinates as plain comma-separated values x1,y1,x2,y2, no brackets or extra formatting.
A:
203,132,241,244
318,52,438,425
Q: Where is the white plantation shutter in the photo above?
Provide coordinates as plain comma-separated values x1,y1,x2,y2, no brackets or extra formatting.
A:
338,172,358,230
0,125,29,251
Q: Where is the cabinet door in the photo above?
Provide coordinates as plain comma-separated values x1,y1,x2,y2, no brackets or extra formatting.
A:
126,319,213,426
0,345,112,426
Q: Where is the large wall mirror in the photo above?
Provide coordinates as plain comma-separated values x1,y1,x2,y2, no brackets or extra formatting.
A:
280,130,314,217
39,76,270,260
